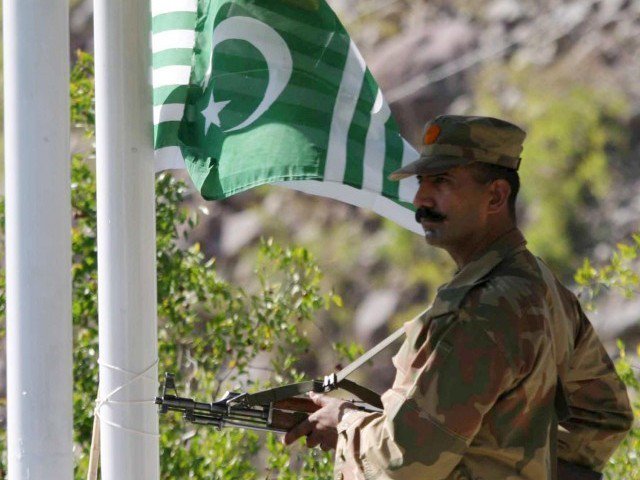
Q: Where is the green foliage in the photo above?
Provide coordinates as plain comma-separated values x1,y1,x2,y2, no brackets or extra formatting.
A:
70,50,95,136
378,220,454,289
575,234,640,309
574,234,640,479
265,433,333,479
332,341,365,363
70,155,100,449
518,88,624,270
605,341,640,480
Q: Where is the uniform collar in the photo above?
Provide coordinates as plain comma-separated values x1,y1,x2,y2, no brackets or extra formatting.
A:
428,228,527,317
449,227,526,288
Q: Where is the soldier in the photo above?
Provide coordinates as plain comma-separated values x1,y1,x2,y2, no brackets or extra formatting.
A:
284,115,634,479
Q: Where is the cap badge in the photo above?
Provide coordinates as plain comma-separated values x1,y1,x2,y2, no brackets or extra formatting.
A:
423,124,441,145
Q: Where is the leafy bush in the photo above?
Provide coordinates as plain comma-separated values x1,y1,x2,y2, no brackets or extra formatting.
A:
575,234,640,309
604,341,640,480
575,235,640,479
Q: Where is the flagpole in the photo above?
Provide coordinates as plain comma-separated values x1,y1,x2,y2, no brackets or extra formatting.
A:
94,0,159,478
4,0,73,477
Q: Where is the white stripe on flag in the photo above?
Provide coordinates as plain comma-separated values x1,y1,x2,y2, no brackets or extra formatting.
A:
280,180,423,235
153,65,192,88
155,146,186,171
151,0,197,17
361,89,391,193
154,104,185,125
398,139,420,203
152,30,196,53
324,40,366,182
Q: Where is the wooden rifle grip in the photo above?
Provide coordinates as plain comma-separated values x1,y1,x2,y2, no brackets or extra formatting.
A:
273,397,320,414
269,397,321,431
270,410,309,431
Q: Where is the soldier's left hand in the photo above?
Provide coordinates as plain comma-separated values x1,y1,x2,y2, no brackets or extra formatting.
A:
283,392,355,451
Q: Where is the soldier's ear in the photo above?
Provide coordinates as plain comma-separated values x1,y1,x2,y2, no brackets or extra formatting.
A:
486,179,511,215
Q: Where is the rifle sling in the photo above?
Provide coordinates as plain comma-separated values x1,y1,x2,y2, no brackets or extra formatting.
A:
335,326,408,383
242,380,318,406
242,308,432,409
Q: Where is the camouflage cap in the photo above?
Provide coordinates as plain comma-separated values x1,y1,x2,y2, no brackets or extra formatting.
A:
389,115,526,180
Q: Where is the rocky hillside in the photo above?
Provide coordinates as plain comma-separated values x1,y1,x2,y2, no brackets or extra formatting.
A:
348,0,640,137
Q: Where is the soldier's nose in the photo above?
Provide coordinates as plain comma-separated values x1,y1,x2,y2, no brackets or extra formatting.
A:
413,186,435,210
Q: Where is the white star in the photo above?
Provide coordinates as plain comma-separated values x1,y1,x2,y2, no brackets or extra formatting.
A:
202,91,230,134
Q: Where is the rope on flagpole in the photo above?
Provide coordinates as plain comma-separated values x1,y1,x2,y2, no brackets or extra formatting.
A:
86,416,101,480
94,358,160,437
87,358,160,480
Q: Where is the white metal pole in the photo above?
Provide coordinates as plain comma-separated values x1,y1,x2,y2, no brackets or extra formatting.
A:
94,0,159,478
4,0,73,478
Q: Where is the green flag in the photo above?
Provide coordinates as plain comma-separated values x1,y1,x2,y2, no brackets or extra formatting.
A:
152,0,421,233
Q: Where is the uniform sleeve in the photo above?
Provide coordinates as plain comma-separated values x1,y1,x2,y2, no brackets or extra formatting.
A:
334,314,517,480
557,305,634,471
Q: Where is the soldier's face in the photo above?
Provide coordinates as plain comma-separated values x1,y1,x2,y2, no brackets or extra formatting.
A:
412,166,492,250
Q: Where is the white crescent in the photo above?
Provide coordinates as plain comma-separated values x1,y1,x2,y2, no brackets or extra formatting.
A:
203,16,293,133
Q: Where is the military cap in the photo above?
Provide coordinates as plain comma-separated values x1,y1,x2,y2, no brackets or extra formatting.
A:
389,115,526,180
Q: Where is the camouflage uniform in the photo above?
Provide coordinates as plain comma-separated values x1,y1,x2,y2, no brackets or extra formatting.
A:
334,117,634,480
334,229,632,479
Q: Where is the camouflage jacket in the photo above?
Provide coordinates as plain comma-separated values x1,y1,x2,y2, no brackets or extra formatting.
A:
334,229,633,480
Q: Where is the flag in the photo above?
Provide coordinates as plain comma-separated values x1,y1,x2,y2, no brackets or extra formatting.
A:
152,0,421,234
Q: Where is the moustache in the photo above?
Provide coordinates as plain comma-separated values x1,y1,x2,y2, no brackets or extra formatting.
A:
415,207,447,224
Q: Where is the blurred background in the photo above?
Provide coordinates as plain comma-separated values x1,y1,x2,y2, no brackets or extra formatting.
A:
0,0,639,474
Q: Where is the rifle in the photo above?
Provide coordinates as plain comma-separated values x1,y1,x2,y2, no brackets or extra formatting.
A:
155,373,381,434
157,317,409,433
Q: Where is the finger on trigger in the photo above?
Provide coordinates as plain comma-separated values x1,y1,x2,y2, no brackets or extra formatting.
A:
306,431,320,449
283,419,312,445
